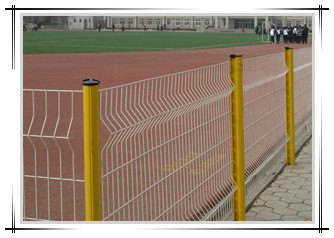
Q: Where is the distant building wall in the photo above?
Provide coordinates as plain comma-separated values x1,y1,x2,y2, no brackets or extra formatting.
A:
106,16,312,31
93,16,107,29
22,16,312,31
23,16,69,30
68,16,94,30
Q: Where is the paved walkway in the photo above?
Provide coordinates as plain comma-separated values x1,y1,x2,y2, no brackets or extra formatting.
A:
246,138,312,221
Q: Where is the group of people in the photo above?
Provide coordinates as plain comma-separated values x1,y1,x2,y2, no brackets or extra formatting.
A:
156,24,164,31
23,23,38,31
255,25,267,35
269,25,309,45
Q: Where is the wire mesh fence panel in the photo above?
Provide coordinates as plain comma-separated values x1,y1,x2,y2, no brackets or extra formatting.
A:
23,89,85,221
99,62,236,221
294,47,312,127
294,47,312,68
22,47,312,222
242,53,288,198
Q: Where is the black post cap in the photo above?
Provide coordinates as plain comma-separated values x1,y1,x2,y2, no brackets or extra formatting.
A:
229,54,243,58
83,79,100,86
285,47,293,50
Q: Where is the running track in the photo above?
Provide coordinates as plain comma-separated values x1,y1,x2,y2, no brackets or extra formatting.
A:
23,43,310,90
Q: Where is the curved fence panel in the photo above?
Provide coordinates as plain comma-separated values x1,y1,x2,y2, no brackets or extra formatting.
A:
23,89,85,221
242,53,288,199
99,63,236,221
22,47,312,221
294,47,312,127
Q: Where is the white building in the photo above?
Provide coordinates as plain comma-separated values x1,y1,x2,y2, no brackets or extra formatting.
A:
68,16,94,30
106,16,312,31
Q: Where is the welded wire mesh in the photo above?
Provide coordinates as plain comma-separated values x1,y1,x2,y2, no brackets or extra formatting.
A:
22,48,312,222
23,89,85,221
294,47,312,127
99,62,236,221
294,47,312,68
242,53,288,198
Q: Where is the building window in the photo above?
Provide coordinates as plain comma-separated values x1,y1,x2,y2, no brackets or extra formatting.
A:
195,19,201,26
205,19,210,26
89,19,91,23
184,19,190,26
120,19,125,24
234,20,254,29
286,21,292,27
156,19,160,25
139,19,144,25
112,18,117,25
148,19,152,25
79,19,82,23
74,19,76,23
308,20,312,27
296,20,301,26
128,18,133,25
213,18,216,26
276,20,282,27
167,19,171,25
175,19,181,26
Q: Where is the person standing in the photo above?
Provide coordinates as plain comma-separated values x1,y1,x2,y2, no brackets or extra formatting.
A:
292,26,298,43
276,27,281,44
288,27,293,43
296,26,302,44
270,26,275,44
302,24,309,44
283,27,288,43
112,24,115,32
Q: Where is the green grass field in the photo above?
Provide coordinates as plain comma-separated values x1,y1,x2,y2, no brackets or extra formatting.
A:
23,30,265,54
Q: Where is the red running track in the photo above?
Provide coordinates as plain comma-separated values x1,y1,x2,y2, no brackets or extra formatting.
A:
24,43,311,90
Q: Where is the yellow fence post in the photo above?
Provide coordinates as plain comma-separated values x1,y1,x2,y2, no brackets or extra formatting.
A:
284,47,295,166
83,79,102,221
229,54,246,221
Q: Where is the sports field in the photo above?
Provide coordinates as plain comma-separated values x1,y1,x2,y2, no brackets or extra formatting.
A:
23,31,265,54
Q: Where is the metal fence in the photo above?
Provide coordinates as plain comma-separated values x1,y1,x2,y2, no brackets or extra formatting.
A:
23,47,312,221
99,62,235,221
294,47,312,127
23,89,85,221
242,53,288,200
